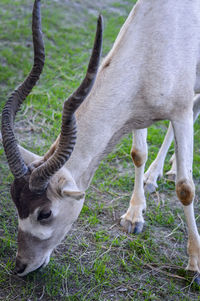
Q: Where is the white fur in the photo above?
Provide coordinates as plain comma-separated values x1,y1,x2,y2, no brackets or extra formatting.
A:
18,216,53,240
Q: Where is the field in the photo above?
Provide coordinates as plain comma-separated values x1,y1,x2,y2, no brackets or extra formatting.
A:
1,0,200,300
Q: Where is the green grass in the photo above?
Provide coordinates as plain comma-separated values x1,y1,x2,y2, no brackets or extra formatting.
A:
1,0,200,300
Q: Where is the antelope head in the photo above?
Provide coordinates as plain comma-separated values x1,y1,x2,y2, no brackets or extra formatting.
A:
1,0,102,276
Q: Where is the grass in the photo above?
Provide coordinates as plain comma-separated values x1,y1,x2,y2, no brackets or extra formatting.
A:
1,0,200,300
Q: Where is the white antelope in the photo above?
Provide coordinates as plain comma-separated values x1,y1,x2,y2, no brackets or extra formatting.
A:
2,0,200,281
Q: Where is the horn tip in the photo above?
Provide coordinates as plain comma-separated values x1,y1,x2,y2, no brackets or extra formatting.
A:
33,0,41,11
97,14,103,28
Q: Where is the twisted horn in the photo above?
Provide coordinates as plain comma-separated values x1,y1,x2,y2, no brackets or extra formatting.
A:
1,0,45,179
29,15,103,192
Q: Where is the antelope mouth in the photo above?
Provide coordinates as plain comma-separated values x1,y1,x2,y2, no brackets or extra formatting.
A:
38,261,46,270
17,257,50,277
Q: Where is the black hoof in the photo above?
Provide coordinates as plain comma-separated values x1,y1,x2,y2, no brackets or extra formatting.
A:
144,182,156,194
133,221,144,234
120,219,144,234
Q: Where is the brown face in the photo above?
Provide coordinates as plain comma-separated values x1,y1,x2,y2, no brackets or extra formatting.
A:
11,176,54,275
11,176,50,219
10,172,85,276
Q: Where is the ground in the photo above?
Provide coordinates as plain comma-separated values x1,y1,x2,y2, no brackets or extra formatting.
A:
1,0,200,300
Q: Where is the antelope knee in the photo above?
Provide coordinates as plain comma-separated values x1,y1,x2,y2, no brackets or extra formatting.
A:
176,179,195,206
131,148,147,168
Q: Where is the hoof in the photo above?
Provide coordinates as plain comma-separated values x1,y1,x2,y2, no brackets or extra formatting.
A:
133,221,144,234
194,274,200,286
120,219,144,234
166,172,176,182
144,182,156,194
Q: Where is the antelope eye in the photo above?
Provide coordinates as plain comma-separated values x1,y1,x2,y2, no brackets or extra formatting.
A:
38,210,52,221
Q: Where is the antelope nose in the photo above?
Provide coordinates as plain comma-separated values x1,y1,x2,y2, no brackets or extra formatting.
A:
15,258,27,274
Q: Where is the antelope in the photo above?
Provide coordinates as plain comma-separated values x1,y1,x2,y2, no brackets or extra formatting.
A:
2,0,200,282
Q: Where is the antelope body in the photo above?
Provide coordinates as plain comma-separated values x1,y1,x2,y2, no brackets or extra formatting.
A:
2,0,200,280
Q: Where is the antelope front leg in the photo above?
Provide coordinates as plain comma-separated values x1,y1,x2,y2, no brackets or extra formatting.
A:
120,129,147,234
172,116,200,277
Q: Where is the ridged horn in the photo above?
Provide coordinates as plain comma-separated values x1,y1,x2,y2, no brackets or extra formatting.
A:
1,0,45,179
29,15,103,193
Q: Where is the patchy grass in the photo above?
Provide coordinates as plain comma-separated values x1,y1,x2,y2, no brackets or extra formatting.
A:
0,0,200,300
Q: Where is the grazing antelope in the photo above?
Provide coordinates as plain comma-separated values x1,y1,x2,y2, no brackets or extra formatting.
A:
2,0,200,281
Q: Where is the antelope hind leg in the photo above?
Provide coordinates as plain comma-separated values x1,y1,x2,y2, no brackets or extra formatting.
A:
144,94,200,193
172,115,200,279
144,122,174,193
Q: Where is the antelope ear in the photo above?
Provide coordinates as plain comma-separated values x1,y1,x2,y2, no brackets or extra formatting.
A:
62,189,85,200
57,176,85,200
18,145,42,165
